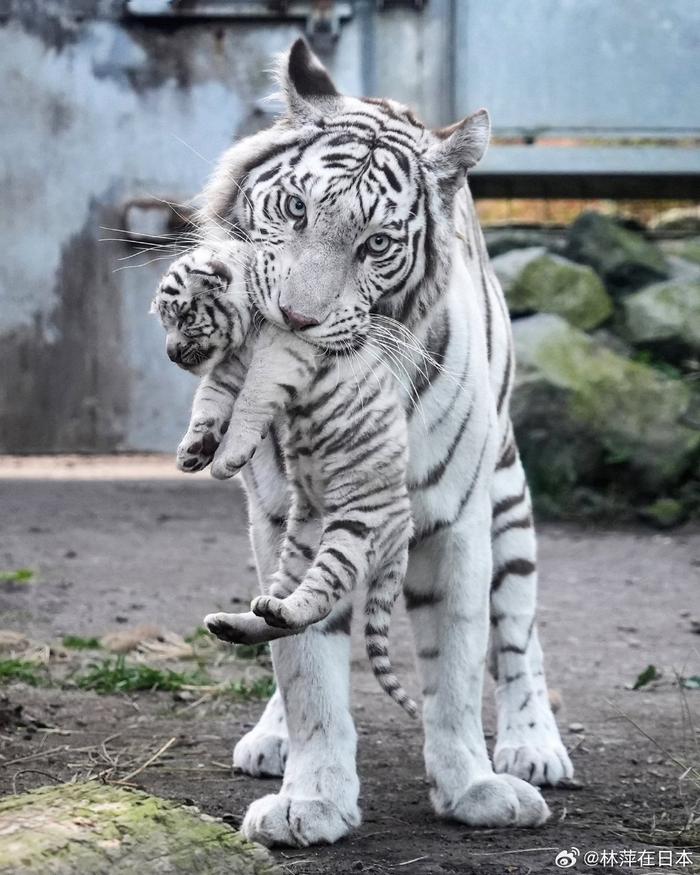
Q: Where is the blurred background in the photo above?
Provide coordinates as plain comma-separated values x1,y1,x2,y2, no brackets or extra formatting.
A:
1,0,699,524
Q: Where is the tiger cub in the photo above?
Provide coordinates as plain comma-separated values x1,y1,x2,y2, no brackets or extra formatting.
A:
152,247,417,716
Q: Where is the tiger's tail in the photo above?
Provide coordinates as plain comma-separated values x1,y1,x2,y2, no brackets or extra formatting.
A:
364,573,418,718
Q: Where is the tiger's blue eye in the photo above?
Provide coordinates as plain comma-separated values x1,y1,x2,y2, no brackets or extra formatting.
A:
366,234,391,256
285,195,306,220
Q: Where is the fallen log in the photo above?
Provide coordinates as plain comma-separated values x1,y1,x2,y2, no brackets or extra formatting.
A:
0,781,278,875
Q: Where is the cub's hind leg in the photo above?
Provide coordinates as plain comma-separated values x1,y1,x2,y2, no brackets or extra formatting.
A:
252,490,377,634
490,436,573,786
250,496,326,631
231,493,290,779
208,500,319,643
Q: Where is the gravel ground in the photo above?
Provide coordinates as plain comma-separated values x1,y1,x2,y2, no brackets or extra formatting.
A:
0,460,698,874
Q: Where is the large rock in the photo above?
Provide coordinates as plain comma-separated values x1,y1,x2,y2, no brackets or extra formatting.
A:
512,314,700,498
0,782,278,875
660,236,700,268
502,251,613,330
650,206,700,235
564,212,669,294
485,227,564,258
621,279,700,361
492,246,547,293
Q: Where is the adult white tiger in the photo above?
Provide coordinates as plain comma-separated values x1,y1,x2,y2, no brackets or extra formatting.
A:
198,39,573,846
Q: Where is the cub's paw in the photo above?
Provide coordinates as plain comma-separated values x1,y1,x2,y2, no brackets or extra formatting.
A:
176,420,228,472
442,774,549,828
204,611,256,645
234,728,288,778
242,793,360,847
494,740,574,787
251,595,304,631
204,610,285,646
210,426,268,480
210,447,256,480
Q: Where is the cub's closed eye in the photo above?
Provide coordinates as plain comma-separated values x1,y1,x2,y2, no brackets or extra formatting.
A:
285,195,306,220
366,234,391,256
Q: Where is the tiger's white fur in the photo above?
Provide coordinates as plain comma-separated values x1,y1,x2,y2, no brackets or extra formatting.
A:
169,39,572,846
152,247,417,717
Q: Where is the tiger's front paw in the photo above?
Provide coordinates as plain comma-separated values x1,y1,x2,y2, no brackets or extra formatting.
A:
176,419,228,472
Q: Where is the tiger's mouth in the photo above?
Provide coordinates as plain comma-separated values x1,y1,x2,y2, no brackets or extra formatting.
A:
177,344,214,370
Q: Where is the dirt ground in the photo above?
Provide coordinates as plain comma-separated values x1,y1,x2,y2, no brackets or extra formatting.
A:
0,459,698,874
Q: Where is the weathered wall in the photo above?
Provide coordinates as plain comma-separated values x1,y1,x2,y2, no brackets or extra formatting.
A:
0,0,456,452
1,0,697,452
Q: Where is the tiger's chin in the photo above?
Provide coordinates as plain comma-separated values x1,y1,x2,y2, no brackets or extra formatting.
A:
178,347,228,376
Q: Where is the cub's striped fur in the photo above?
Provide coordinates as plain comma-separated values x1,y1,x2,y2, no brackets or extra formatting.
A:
155,39,572,847
152,248,417,716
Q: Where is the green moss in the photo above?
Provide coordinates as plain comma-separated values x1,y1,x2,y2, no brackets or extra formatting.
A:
0,782,278,874
622,279,700,354
565,211,669,294
509,254,613,330
630,350,683,380
513,315,700,493
639,498,687,529
661,236,700,266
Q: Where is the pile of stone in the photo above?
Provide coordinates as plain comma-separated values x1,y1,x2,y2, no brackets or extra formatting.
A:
486,208,700,526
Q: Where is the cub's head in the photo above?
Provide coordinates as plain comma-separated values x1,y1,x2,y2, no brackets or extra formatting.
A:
200,38,489,352
151,250,243,375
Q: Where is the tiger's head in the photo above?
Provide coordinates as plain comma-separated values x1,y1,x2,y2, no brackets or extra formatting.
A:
200,39,489,352
150,248,245,376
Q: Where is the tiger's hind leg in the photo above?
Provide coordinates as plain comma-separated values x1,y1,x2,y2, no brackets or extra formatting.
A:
490,437,573,786
406,499,549,828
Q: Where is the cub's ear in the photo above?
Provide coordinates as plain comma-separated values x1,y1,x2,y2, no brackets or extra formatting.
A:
148,298,158,315
277,38,339,123
427,108,491,192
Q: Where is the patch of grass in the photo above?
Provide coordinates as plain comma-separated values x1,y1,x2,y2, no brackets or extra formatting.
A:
76,656,210,695
62,635,102,650
633,664,661,689
223,676,276,701
235,642,270,660
631,350,683,381
185,626,210,643
0,568,34,584
0,659,44,686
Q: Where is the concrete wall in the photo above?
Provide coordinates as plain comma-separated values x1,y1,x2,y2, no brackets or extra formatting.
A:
1,0,697,452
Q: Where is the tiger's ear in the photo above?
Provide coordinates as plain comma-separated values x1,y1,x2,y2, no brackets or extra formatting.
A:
427,109,491,191
278,38,339,123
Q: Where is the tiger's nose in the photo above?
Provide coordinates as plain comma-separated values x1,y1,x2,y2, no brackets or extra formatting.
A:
280,305,320,330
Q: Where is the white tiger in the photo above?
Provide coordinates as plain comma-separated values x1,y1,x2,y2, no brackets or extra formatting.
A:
181,39,573,846
151,247,417,716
